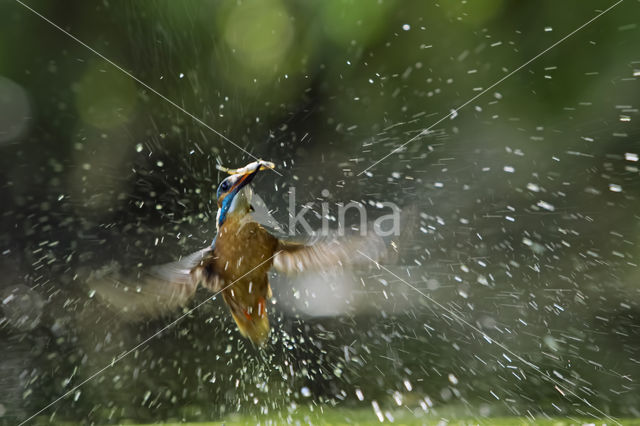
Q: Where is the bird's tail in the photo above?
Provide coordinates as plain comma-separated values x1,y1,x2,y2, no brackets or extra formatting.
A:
227,295,270,346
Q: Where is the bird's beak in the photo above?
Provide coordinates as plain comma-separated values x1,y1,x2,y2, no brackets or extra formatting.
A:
218,164,266,227
228,164,261,197
225,159,276,200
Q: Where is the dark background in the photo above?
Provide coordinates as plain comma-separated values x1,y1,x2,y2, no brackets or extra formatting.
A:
1,0,639,423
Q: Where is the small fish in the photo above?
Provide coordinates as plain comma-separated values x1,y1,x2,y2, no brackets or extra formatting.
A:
91,160,385,345
215,159,275,175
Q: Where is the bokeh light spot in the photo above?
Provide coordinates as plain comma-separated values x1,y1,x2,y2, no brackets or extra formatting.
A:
0,75,30,145
75,61,137,129
222,0,294,74
442,0,505,25
320,0,394,46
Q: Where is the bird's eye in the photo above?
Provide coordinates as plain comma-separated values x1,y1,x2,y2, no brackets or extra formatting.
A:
220,180,230,192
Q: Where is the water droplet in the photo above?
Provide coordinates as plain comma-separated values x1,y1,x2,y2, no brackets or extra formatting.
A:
448,373,459,385
371,400,384,422
609,183,622,193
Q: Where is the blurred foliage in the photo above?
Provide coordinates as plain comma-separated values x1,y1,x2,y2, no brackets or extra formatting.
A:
74,60,138,129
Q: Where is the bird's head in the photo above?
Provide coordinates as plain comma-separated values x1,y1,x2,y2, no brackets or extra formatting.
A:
215,160,274,229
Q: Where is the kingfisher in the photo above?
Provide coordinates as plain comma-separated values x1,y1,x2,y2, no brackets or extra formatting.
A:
91,160,385,345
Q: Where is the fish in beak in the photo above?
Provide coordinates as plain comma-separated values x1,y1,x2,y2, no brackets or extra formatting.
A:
215,160,275,229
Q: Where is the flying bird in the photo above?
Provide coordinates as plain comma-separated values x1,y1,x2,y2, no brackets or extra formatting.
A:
91,160,386,345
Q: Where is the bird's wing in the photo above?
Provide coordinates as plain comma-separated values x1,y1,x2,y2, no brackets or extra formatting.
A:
273,233,386,274
89,247,220,319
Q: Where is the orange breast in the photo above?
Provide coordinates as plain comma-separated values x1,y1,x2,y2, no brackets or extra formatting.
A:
213,219,278,282
214,218,278,344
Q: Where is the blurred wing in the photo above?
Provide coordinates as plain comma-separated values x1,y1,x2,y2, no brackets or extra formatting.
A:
273,233,386,274
89,247,219,319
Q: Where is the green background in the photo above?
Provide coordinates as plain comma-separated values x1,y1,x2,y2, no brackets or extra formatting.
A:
0,0,639,424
